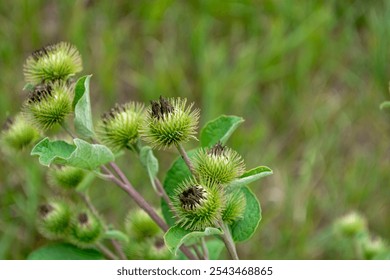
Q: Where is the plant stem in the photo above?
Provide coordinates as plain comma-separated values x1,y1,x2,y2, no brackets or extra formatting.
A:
79,192,127,260
219,222,239,260
175,143,196,175
201,238,209,260
101,164,197,260
96,243,118,260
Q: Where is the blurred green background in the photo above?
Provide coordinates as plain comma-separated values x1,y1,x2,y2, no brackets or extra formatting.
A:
1,0,390,259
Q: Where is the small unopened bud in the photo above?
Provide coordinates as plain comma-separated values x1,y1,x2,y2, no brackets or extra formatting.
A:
361,236,388,260
222,190,246,224
23,82,73,130
48,166,86,190
37,199,72,240
1,114,40,151
141,97,199,150
69,210,103,248
125,209,161,241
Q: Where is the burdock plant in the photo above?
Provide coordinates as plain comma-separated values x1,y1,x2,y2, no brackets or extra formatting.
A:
2,42,273,260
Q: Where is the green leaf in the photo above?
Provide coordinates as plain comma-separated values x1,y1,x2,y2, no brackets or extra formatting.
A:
206,239,225,260
104,230,129,244
161,150,196,226
200,115,244,147
164,225,223,255
73,75,95,138
230,186,262,242
227,166,273,188
380,101,390,110
27,243,104,260
139,146,159,192
31,137,114,170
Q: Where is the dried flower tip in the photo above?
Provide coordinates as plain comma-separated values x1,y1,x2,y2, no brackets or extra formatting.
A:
179,185,207,211
24,42,83,85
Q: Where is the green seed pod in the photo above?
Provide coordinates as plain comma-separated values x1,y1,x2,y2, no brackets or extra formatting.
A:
334,212,367,237
97,102,144,152
69,210,103,248
48,166,86,190
1,114,40,151
24,42,82,85
125,209,161,241
141,96,199,150
222,190,246,224
172,179,223,231
23,82,73,130
37,199,72,240
194,142,245,185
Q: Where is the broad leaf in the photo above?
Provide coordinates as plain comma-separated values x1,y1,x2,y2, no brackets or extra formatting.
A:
200,115,244,147
31,137,114,170
206,239,225,260
227,166,273,188
164,225,223,255
139,146,159,192
73,75,95,138
27,243,104,260
161,150,196,226
230,186,262,242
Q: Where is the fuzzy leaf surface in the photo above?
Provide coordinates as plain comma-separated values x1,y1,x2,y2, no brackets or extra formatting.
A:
164,225,223,255
139,146,159,192
200,115,244,147
227,166,273,188
73,75,95,138
230,186,262,242
31,137,114,170
27,243,104,260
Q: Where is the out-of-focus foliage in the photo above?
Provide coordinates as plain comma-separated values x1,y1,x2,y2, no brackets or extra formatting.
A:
1,0,390,259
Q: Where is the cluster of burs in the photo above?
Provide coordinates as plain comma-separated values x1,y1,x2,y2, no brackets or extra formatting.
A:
1,42,251,259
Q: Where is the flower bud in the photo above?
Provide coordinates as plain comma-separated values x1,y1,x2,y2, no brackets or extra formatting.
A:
194,142,245,185
23,82,73,130
334,212,367,237
69,210,103,247
361,236,388,260
37,199,72,240
125,209,161,241
141,96,199,149
24,42,82,85
222,190,246,224
173,179,223,231
48,166,86,190
97,102,144,152
1,114,40,151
